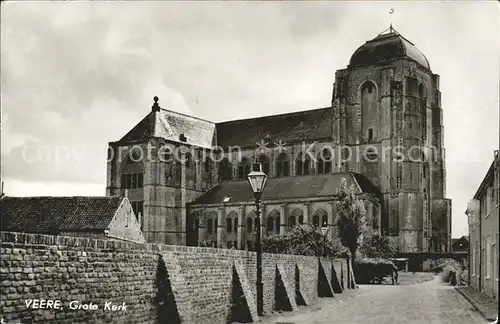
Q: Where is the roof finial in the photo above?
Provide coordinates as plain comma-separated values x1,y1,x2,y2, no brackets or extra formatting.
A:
389,8,394,33
152,96,160,112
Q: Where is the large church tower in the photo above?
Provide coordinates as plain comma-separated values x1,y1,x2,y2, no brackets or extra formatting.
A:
331,27,452,252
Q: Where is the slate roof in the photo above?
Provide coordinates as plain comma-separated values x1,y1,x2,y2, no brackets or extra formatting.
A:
119,108,216,149
349,28,430,70
215,107,333,149
191,172,379,205
0,196,124,234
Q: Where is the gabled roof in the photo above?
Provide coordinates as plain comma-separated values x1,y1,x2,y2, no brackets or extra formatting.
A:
119,108,216,149
215,107,333,149
472,152,498,200
191,172,379,205
0,196,124,233
452,236,469,249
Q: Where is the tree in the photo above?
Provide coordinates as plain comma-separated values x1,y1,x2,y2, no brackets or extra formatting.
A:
334,178,367,263
262,224,349,258
359,233,396,259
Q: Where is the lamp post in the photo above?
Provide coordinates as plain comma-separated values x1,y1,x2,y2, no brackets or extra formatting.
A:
247,162,268,316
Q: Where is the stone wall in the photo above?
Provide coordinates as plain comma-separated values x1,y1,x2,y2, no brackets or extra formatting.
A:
0,231,350,324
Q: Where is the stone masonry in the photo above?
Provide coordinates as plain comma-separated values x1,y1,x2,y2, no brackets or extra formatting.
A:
0,231,350,324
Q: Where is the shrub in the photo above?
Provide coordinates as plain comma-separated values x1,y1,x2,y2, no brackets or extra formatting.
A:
458,269,468,286
353,258,395,284
359,233,397,259
435,258,466,286
335,178,367,263
262,225,350,258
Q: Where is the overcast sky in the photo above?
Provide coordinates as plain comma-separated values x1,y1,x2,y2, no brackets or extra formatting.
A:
1,1,499,238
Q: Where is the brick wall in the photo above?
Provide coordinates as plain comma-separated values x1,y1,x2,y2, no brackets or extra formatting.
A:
0,232,349,324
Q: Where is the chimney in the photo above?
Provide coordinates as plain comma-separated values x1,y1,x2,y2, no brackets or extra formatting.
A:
124,189,128,198
138,212,142,229
179,134,187,142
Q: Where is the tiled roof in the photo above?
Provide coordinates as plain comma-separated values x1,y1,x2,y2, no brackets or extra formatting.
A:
119,109,216,149
191,173,378,205
215,108,333,149
0,196,123,233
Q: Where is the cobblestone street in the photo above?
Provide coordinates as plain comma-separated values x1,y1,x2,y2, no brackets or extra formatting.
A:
262,276,489,324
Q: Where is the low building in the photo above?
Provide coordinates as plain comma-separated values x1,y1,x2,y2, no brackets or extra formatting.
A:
451,235,469,253
466,150,499,301
186,172,382,249
0,196,146,243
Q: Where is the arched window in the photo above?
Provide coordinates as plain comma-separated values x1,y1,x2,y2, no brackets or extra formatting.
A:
218,158,232,181
120,155,145,189
276,153,290,177
247,217,253,233
204,158,211,173
267,217,274,231
185,153,193,169
234,218,238,233
215,219,218,233
312,215,320,228
361,81,378,143
258,155,270,175
419,83,427,140
238,157,251,180
227,218,232,233
290,208,303,227
288,216,296,228
207,219,213,234
267,210,280,234
296,152,311,176
322,215,327,227
317,148,332,174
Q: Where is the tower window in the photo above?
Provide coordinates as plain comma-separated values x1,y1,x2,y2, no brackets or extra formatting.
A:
368,128,373,142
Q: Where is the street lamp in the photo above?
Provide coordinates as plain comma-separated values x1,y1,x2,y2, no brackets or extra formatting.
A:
247,162,268,316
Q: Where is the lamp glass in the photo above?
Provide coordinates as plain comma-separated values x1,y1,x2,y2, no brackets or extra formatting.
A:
321,226,329,236
247,170,268,196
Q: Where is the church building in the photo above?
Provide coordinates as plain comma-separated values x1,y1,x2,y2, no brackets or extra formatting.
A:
106,27,452,253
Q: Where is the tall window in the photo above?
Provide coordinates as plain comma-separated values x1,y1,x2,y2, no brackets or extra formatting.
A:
486,237,491,278
472,246,476,275
204,158,211,173
120,155,145,189
296,153,311,176
317,148,332,174
227,218,233,233
185,153,193,169
121,173,144,189
258,155,270,175
238,158,251,180
131,201,144,221
247,217,253,233
207,219,213,234
276,153,290,177
218,158,232,181
267,217,274,231
312,215,319,228
368,128,373,142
